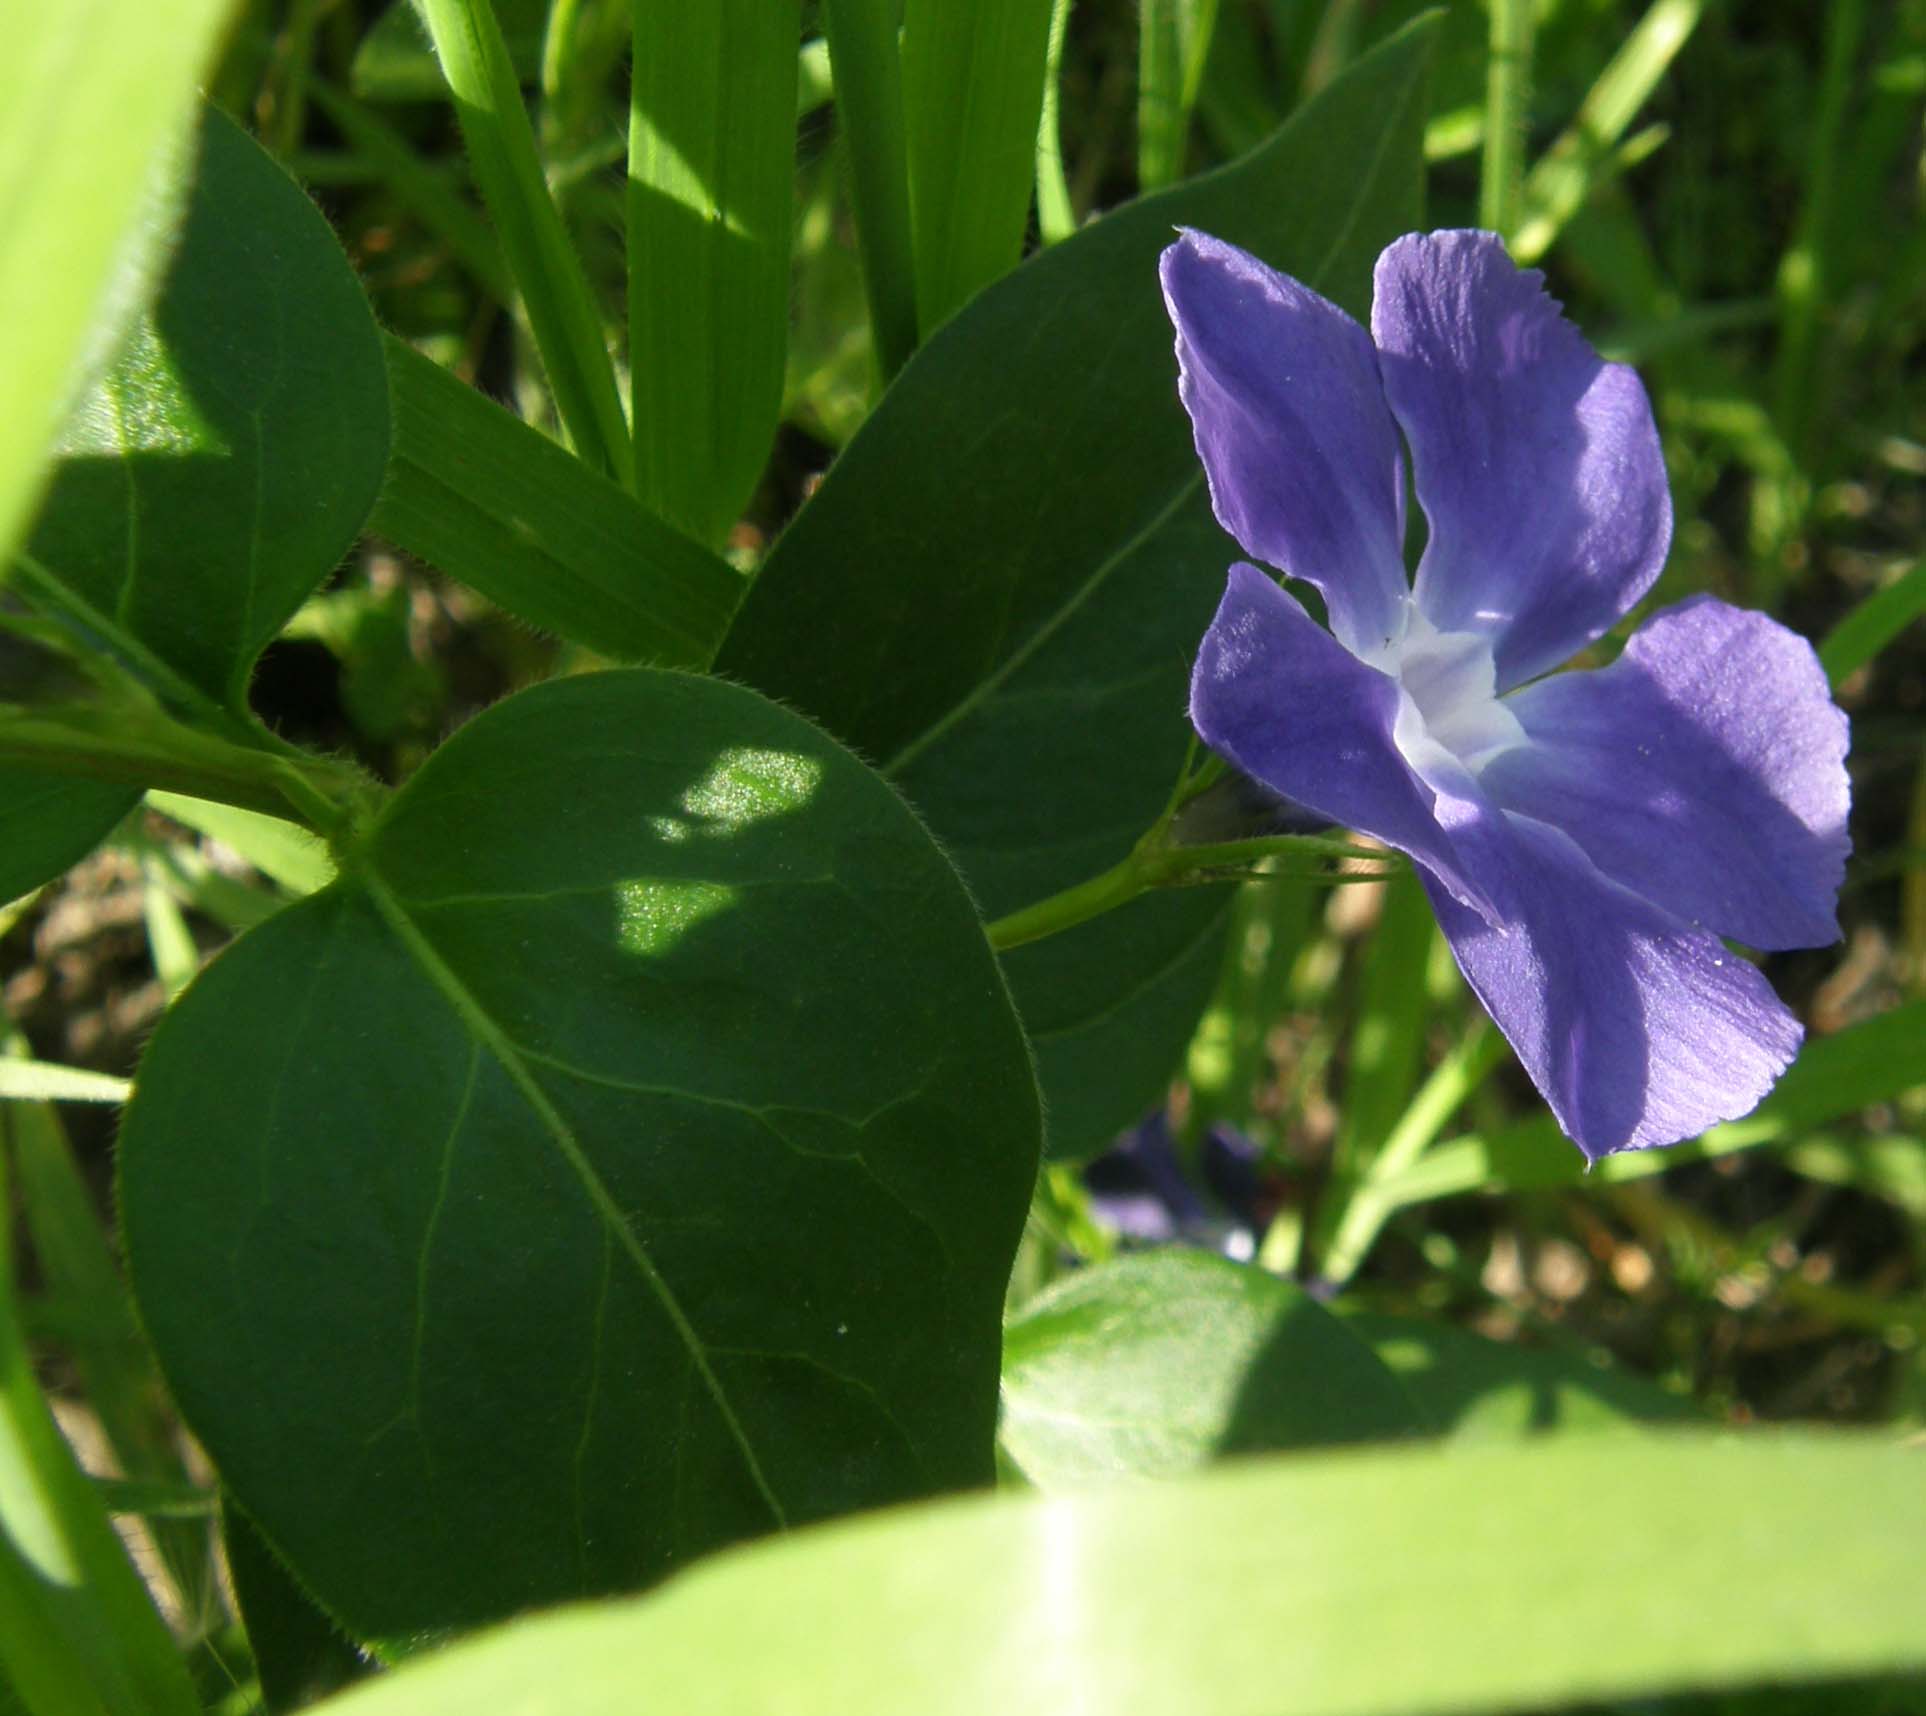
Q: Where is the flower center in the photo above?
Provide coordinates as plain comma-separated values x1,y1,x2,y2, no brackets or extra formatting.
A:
1370,604,1525,781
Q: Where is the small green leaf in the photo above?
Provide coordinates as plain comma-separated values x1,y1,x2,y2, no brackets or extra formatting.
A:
1344,1314,1700,1438
0,0,234,562
719,20,1438,1156
121,669,1042,1644
372,334,743,666
303,1434,1926,1716
901,0,1056,335
1000,1250,1420,1487
24,108,390,711
629,2,801,544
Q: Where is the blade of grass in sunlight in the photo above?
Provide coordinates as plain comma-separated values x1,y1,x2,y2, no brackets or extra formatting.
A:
1138,0,1222,191
629,1,801,544
417,0,633,487
0,0,234,562
1819,558,1926,688
901,0,1056,337
1035,0,1076,243
821,0,919,379
1510,0,1704,265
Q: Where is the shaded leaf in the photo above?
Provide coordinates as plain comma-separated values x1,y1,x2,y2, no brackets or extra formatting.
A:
1344,1313,1700,1438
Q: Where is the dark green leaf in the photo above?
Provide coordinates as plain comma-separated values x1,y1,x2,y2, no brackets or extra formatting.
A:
121,669,1041,1644
717,19,1439,1157
1344,1313,1701,1437
308,1433,1926,1716
0,773,133,906
23,107,390,710
372,334,743,666
1000,1250,1420,1486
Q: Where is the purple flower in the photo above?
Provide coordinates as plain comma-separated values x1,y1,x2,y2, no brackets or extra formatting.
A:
1162,229,1850,1160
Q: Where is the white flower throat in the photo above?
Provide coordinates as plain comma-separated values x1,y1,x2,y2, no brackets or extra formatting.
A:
1367,602,1526,780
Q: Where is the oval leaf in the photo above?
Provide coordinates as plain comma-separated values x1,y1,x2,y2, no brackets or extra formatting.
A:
1000,1250,1420,1487
716,19,1438,1157
120,669,1041,1644
26,105,390,708
316,1433,1926,1716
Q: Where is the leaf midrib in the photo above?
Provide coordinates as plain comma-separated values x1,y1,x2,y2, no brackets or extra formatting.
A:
356,862,789,1533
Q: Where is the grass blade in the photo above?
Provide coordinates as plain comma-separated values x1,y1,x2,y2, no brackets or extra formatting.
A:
374,334,743,665
0,1141,200,1716
1478,0,1535,236
1138,0,1222,190
1820,558,1926,687
0,0,234,561
629,1,802,544
822,0,919,379
1511,0,1704,264
901,0,1056,336
417,0,633,487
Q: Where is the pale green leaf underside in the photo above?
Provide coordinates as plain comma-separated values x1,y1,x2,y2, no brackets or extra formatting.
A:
318,1432,1926,1716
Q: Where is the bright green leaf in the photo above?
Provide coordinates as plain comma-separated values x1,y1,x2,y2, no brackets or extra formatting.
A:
718,20,1438,1157
24,108,390,711
1000,1250,1420,1487
0,0,234,563
313,1433,1926,1716
121,669,1042,1645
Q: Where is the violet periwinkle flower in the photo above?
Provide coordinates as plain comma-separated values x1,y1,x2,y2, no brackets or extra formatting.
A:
1163,229,1850,1160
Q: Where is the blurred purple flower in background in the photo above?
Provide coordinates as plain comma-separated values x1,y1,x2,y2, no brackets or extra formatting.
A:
1164,228,1851,1161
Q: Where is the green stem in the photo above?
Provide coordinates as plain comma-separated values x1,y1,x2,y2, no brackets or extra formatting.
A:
0,704,367,838
985,827,1398,952
1479,0,1534,238
1309,1022,1507,1287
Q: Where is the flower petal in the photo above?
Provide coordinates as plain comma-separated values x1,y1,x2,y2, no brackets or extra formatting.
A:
1371,230,1671,689
1190,564,1503,922
1423,811,1803,1160
1483,596,1850,951
1161,230,1409,658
